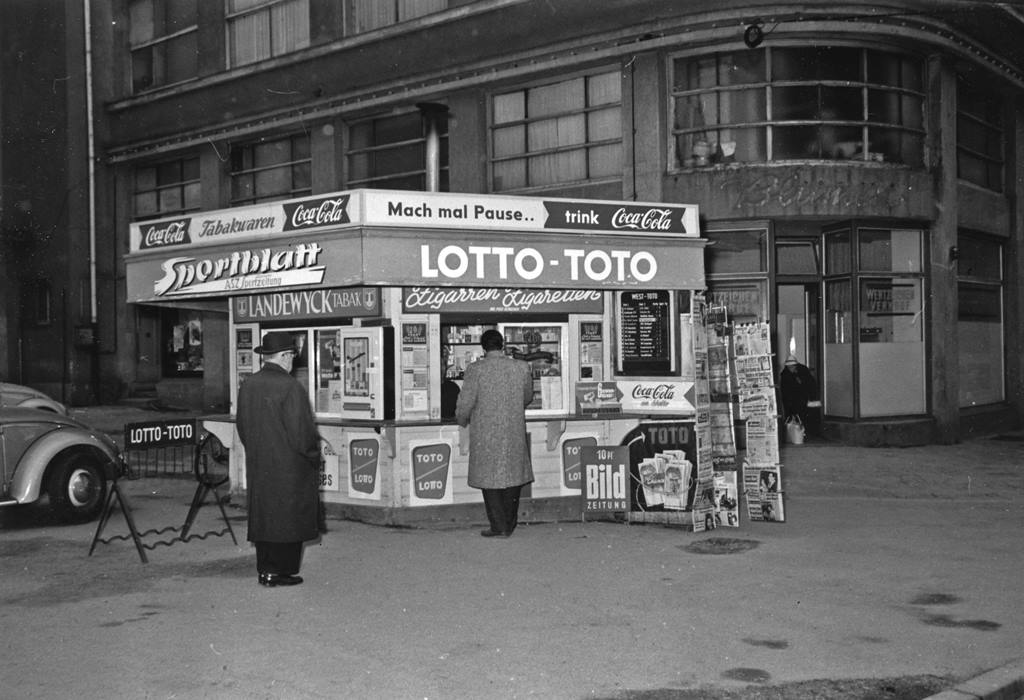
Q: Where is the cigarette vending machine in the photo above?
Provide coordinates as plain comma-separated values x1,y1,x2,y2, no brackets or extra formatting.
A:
330,326,395,420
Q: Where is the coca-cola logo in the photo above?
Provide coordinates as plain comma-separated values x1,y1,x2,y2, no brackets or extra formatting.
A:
611,208,674,232
140,219,191,248
283,195,351,230
631,384,676,401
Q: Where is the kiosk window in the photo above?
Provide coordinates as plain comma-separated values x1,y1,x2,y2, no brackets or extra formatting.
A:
616,290,676,376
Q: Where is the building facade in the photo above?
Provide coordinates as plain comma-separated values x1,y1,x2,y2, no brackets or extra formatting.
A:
4,0,1024,445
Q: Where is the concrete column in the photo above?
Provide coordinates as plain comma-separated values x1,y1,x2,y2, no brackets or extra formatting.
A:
1006,97,1024,423
625,51,663,202
928,55,959,442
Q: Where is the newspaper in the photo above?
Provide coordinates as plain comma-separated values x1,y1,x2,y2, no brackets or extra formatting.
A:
714,471,740,527
743,461,785,522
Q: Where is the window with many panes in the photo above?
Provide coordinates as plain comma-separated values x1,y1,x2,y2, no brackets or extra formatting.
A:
957,77,1005,192
671,47,924,168
490,71,622,192
347,111,449,191
129,0,198,92
134,156,201,219
230,134,311,205
957,232,1004,406
345,0,447,34
227,0,310,68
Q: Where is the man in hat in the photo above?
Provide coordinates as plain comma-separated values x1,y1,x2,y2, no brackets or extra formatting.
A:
236,331,322,587
779,354,818,435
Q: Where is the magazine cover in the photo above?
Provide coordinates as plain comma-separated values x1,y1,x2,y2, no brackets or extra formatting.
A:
714,471,740,527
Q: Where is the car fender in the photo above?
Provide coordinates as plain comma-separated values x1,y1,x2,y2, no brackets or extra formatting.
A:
17,397,68,415
9,428,120,504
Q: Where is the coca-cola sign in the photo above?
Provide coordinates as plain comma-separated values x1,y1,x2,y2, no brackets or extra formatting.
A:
543,201,692,235
139,219,192,249
282,195,351,231
618,380,696,415
631,383,677,401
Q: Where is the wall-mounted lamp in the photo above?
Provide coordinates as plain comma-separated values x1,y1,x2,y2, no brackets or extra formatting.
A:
743,23,765,48
949,245,959,263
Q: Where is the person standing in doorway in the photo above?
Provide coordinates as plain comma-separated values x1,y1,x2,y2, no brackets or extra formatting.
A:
455,329,534,538
779,354,818,430
236,331,322,587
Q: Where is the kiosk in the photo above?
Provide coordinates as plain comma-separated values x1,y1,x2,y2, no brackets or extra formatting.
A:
125,190,707,527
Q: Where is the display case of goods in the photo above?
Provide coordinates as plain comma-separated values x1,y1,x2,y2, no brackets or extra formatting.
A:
499,322,570,416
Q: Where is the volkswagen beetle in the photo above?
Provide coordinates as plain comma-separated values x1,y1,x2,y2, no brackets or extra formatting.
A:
0,407,127,523
0,382,67,414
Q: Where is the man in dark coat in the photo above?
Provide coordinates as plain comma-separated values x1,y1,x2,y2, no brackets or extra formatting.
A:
455,329,534,538
236,331,321,587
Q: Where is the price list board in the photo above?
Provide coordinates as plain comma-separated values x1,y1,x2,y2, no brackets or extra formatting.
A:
617,290,674,375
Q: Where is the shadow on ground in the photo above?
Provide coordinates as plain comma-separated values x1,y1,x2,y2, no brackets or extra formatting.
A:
602,675,951,699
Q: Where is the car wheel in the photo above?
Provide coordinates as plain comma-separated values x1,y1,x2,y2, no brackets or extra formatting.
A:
47,453,107,523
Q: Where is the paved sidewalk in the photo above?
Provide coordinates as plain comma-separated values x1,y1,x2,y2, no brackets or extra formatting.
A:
45,404,1024,699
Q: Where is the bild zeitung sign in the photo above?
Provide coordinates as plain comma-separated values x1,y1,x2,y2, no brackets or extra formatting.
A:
125,189,704,303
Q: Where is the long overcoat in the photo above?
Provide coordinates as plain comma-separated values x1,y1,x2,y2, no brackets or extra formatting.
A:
236,362,321,543
454,350,534,489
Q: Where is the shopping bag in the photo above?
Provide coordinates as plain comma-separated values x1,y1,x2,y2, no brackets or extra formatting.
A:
785,416,805,445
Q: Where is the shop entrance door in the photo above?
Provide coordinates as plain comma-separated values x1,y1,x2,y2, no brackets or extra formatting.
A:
775,283,821,432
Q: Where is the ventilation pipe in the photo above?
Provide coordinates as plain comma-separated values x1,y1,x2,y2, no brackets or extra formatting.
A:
417,103,448,192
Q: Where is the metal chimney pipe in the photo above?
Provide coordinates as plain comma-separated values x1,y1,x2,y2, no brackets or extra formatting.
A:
417,103,448,192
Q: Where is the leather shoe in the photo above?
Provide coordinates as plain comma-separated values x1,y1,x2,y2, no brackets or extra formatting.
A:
259,573,303,587
480,529,510,538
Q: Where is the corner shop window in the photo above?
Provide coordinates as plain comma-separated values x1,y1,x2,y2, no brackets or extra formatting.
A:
957,233,1004,406
670,47,924,167
227,0,309,68
704,229,767,275
133,156,201,219
823,227,925,418
348,111,449,191
345,0,446,34
957,75,1005,192
162,310,204,376
230,133,311,205
704,226,769,323
129,0,198,92
490,70,622,191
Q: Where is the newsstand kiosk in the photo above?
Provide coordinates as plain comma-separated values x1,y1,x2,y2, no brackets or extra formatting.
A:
125,189,711,528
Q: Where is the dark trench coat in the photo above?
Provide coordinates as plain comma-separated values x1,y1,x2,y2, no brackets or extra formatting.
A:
236,362,321,543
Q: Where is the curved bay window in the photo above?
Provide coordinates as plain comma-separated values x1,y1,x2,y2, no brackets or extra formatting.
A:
823,225,926,419
671,46,924,168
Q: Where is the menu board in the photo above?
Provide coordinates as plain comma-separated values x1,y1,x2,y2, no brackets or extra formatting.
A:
617,290,675,376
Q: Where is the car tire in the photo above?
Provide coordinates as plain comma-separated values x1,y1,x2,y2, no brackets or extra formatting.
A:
47,452,107,524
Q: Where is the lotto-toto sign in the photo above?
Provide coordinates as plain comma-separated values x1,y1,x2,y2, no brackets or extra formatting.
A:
411,442,451,502
561,436,597,493
349,438,379,497
581,445,628,512
124,420,196,448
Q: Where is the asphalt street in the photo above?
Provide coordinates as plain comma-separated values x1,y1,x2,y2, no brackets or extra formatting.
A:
1,405,1022,699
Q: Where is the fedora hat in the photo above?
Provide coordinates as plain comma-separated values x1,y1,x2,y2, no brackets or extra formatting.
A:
255,331,296,355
